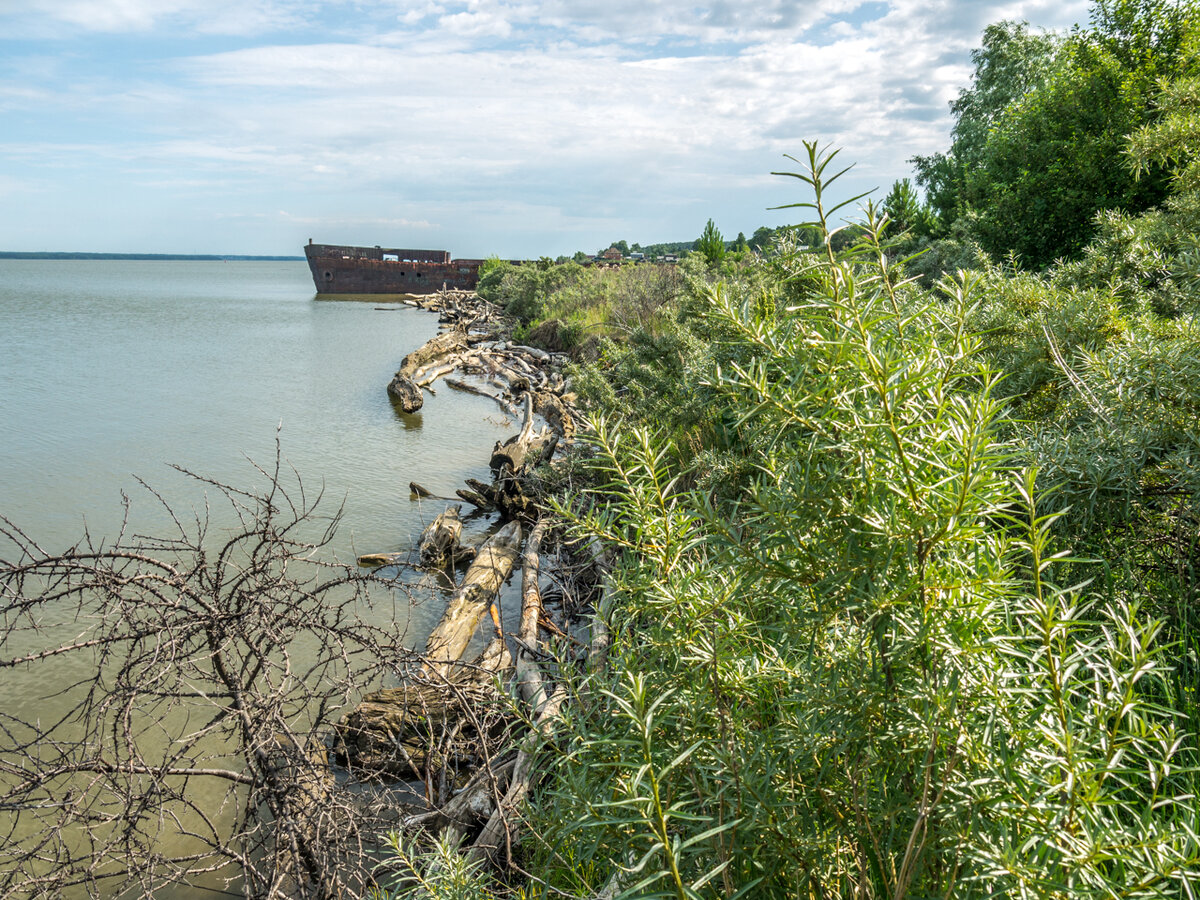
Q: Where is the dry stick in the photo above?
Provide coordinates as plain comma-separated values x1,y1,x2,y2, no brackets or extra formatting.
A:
415,359,461,388
585,536,612,674
465,518,560,867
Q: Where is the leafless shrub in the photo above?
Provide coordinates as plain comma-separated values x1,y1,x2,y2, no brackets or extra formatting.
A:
0,446,428,899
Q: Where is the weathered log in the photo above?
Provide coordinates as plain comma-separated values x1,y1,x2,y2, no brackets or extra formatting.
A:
410,481,435,499
456,488,494,510
357,551,406,568
533,391,574,438
422,521,522,678
387,373,424,412
514,518,549,712
464,478,497,501
418,505,463,566
336,637,513,780
469,685,568,864
490,394,547,475
387,330,469,413
444,377,500,401
415,360,460,388
403,330,468,377
509,344,551,362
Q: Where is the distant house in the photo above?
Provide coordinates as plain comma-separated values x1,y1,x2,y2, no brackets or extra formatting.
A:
602,247,623,260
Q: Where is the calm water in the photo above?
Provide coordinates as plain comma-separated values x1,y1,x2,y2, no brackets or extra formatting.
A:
1,259,524,894
0,259,521,635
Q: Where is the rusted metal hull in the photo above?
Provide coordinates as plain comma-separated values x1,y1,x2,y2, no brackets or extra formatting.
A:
304,243,481,295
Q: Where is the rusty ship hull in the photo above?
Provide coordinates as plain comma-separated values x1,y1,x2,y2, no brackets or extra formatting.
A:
304,242,481,295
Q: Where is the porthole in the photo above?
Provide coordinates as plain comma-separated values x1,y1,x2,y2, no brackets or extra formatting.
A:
323,271,332,280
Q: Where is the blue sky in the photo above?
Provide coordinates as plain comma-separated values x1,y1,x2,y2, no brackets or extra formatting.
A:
1,0,1089,257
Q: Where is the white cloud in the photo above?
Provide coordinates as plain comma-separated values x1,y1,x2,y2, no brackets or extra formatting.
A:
10,0,304,35
0,0,1107,254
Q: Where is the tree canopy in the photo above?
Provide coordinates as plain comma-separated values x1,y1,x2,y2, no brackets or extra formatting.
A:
913,0,1200,268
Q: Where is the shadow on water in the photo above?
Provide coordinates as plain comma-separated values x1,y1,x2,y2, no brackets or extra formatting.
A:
390,400,424,430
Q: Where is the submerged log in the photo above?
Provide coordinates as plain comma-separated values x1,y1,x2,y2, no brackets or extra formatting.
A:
422,521,522,678
418,505,463,566
357,551,406,567
336,637,513,781
387,374,424,412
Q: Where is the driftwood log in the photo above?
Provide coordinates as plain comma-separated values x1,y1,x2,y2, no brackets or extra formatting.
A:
387,329,468,413
336,638,513,787
338,287,603,880
418,504,464,566
423,520,521,678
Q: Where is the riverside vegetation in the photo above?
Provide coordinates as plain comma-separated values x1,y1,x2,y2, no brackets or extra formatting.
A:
4,1,1200,896
450,6,1200,896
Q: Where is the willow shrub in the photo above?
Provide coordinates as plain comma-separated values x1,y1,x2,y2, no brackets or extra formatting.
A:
525,145,1199,898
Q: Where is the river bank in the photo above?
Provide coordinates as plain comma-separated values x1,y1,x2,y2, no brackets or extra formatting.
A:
325,286,606,888
0,268,596,898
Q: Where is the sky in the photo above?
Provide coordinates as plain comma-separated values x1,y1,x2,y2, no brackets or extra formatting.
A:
0,0,1091,258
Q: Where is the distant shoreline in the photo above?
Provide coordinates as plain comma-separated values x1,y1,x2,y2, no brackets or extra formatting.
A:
0,252,304,261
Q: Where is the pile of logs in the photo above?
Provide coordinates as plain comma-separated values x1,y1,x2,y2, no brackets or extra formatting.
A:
340,288,609,872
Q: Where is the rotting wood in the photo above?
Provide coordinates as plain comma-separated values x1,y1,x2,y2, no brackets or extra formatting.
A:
468,685,568,865
456,487,494,510
490,393,548,475
422,521,522,678
418,504,463,566
336,637,513,781
415,360,461,388
357,551,406,568
387,329,468,413
444,377,500,401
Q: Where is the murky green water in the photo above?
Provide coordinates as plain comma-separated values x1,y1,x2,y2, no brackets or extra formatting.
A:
0,260,522,894
0,258,513,579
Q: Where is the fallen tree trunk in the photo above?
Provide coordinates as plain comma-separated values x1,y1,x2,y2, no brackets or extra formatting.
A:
514,518,549,712
336,638,513,783
387,330,468,413
490,393,549,476
422,521,522,678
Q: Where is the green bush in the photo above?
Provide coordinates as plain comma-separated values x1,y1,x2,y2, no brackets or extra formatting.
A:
523,143,1200,899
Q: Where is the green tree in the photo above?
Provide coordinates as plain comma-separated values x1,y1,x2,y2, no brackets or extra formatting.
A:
913,20,1060,229
881,178,934,237
749,225,774,250
914,3,1200,265
696,218,726,265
